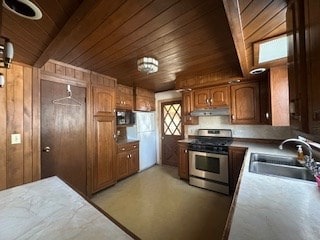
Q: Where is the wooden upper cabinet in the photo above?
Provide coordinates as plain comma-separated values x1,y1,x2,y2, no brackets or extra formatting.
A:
116,84,133,110
231,82,260,124
134,87,155,111
182,91,198,125
92,86,115,116
194,85,229,109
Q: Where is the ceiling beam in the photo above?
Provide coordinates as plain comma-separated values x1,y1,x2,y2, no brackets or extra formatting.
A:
223,0,250,78
33,0,105,68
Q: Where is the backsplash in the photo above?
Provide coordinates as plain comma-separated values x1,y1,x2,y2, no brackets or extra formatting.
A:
185,116,292,140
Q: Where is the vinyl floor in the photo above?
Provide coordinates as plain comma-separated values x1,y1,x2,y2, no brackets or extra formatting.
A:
92,165,232,240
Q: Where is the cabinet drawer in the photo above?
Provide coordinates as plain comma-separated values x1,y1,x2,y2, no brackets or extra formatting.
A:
117,142,139,152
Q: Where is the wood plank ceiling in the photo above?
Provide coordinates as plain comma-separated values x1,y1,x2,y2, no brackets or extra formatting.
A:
1,0,287,92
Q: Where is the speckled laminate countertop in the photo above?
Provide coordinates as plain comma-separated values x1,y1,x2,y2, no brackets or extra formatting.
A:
227,141,320,240
0,177,135,240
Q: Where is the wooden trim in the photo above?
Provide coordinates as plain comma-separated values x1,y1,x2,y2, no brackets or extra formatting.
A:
46,59,91,73
40,72,88,87
32,67,41,181
86,84,93,197
0,68,7,190
223,0,249,78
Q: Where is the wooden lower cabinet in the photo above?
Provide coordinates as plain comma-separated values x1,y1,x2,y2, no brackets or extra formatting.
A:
228,146,247,193
178,143,189,180
117,141,139,180
92,116,117,193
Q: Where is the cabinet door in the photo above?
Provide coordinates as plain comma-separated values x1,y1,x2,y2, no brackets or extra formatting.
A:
135,96,153,111
229,147,247,193
194,89,210,109
93,86,115,116
209,86,229,107
92,116,116,193
116,85,133,110
128,149,139,174
231,82,260,124
178,143,189,180
182,92,198,125
117,151,129,180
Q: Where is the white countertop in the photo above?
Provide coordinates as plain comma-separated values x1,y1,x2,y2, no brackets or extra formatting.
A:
228,142,320,240
0,177,134,240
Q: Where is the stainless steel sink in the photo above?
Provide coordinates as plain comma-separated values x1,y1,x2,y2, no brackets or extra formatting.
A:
249,153,316,182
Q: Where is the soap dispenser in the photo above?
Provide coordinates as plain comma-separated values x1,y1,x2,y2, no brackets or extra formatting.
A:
296,145,304,160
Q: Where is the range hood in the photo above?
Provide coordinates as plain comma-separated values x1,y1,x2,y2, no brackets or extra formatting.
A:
190,107,230,116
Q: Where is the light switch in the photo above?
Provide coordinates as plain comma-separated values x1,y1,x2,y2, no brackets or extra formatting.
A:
11,134,21,144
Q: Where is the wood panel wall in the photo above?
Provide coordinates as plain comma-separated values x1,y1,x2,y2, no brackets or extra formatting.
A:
0,59,116,193
0,63,37,190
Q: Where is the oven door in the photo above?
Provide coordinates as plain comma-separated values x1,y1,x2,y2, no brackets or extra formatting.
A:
189,150,228,184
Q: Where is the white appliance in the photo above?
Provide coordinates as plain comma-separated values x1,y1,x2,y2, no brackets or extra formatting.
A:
127,112,157,171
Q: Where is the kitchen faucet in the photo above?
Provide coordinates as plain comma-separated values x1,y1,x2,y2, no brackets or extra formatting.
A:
279,138,313,161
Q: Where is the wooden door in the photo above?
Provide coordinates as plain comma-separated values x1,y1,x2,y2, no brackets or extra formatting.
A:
41,80,86,195
161,101,183,167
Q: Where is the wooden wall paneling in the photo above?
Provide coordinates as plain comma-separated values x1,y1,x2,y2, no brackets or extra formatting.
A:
32,67,41,181
41,60,91,86
0,68,7,190
23,66,33,183
6,64,24,188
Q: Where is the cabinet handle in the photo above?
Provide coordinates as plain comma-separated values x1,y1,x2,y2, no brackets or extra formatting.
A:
184,149,188,153
133,145,137,148
127,154,130,158
231,114,235,120
121,148,125,151
210,98,213,104
206,98,209,104
265,112,270,120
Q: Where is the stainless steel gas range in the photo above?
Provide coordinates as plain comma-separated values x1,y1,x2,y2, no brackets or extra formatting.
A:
188,129,232,195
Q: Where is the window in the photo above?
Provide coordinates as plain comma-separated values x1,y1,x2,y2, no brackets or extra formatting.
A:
253,35,288,65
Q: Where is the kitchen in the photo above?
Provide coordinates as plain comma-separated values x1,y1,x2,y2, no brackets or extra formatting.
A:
1,0,320,239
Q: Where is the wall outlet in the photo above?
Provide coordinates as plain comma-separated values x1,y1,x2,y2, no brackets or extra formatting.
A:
11,134,21,144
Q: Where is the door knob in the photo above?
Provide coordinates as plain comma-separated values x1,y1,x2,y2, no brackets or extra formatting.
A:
43,146,51,152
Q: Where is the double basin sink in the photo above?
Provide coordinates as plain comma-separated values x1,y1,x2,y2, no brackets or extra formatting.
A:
249,153,316,182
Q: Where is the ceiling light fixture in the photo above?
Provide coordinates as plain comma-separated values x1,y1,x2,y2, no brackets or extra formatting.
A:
137,57,158,74
3,0,43,20
249,67,266,75
0,36,14,69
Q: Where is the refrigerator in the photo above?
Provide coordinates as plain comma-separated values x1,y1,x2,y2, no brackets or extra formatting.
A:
127,112,157,171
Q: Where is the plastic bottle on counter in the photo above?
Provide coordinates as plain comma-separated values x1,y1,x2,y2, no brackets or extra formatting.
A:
296,145,304,160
